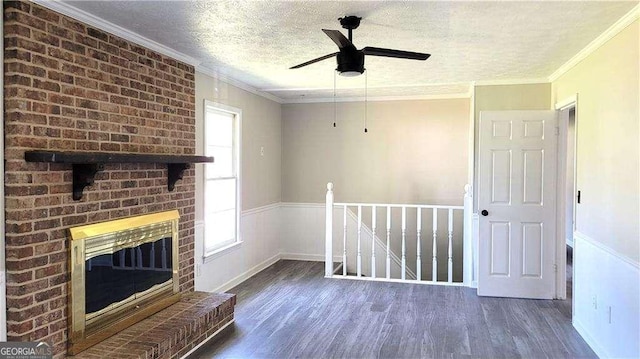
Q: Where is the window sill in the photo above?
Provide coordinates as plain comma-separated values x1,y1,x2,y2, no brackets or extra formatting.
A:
203,241,243,263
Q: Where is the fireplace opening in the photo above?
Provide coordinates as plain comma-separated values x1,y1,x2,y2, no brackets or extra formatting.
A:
85,236,173,316
68,210,181,355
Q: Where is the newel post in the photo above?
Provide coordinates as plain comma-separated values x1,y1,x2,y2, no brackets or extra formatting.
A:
325,182,334,277
463,184,473,286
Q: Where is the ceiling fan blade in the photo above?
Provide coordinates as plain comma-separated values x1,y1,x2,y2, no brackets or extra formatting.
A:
322,29,355,50
290,52,338,69
362,46,431,60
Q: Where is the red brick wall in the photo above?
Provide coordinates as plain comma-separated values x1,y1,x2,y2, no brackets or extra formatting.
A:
3,1,196,355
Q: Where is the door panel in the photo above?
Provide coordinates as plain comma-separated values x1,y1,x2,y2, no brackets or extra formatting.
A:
523,150,544,204
491,150,512,204
478,111,557,299
522,222,543,277
490,222,510,276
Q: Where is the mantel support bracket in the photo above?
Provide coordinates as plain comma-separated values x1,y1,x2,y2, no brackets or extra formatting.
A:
71,163,191,200
167,163,190,192
73,163,104,201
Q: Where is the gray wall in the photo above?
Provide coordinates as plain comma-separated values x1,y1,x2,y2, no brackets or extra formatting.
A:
282,98,471,205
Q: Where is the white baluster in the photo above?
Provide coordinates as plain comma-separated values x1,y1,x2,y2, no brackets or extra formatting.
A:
357,205,362,277
137,247,143,269
386,206,391,279
325,182,334,277
401,206,406,280
463,184,473,286
343,205,347,276
371,206,376,279
432,209,438,282
417,207,422,281
448,209,454,283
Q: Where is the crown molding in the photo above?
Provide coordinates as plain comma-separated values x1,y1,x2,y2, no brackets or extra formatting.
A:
282,92,472,104
195,66,284,104
260,81,472,92
32,0,199,66
474,78,549,86
548,3,640,82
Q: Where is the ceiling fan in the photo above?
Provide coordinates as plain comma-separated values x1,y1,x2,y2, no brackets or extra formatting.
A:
290,16,431,76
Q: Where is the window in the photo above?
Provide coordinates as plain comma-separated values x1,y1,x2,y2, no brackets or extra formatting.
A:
204,102,240,255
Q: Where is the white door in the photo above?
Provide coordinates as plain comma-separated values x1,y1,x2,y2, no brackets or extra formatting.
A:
478,111,557,299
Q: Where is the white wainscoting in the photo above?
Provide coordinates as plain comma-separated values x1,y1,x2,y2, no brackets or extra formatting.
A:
194,203,282,293
279,203,326,261
573,232,639,359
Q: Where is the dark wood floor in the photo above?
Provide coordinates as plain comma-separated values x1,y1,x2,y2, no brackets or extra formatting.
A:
190,256,594,359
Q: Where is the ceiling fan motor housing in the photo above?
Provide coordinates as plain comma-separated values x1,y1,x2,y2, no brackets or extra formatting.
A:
337,51,365,75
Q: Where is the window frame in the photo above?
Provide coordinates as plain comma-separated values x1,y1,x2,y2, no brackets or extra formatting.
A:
203,100,242,258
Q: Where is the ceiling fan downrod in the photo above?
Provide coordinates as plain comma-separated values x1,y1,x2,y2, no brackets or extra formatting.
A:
339,16,361,43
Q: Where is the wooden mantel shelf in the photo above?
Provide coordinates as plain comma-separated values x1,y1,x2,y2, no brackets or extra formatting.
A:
24,151,213,200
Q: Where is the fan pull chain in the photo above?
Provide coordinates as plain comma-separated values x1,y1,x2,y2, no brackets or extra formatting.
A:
364,70,368,133
333,70,337,127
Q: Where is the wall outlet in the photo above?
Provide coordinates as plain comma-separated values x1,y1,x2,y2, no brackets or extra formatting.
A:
196,264,201,277
592,295,598,309
260,146,264,156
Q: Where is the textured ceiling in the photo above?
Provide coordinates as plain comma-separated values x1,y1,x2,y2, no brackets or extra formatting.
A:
61,0,636,100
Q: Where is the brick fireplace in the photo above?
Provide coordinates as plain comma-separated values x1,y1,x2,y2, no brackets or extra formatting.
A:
3,1,221,356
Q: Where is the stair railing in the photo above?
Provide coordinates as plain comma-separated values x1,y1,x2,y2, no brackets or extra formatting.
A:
325,182,472,285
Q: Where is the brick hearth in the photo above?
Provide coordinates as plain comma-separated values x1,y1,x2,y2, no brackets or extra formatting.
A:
2,1,223,356
73,292,236,359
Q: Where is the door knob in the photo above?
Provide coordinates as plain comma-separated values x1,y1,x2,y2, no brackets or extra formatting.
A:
481,210,489,216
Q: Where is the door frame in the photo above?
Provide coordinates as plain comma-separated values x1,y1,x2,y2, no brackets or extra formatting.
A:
554,94,579,302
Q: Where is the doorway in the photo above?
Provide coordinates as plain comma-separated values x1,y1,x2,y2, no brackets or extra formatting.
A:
557,102,578,308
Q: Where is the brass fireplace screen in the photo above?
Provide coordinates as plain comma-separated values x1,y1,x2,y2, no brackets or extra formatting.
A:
68,210,180,355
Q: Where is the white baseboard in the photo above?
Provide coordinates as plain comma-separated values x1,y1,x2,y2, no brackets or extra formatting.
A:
212,253,281,293
573,318,608,359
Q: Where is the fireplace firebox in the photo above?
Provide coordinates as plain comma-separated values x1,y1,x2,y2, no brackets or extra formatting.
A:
68,210,181,355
